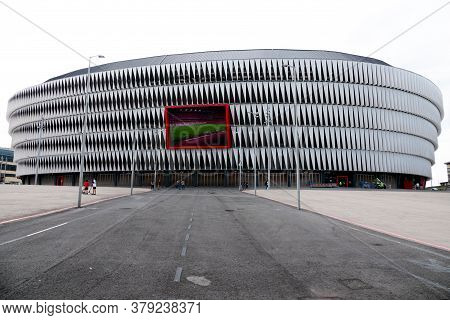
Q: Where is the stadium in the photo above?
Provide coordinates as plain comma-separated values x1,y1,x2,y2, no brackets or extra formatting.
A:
6,49,444,189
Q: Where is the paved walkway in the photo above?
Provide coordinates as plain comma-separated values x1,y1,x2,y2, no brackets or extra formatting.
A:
245,189,450,251
0,185,150,224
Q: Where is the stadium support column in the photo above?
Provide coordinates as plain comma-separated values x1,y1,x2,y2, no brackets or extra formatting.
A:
194,170,198,187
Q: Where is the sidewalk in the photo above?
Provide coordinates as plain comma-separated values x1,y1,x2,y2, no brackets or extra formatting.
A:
245,189,450,251
0,185,150,224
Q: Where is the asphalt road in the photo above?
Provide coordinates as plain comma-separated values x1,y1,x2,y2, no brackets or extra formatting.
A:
0,188,449,299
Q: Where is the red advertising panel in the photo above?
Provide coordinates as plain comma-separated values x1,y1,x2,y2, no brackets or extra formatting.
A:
165,104,232,149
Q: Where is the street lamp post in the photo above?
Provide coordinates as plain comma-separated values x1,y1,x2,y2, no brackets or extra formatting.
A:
130,131,137,195
265,109,272,190
0,156,4,182
77,55,105,208
34,117,45,185
152,128,164,190
153,164,157,190
234,127,243,191
249,112,259,196
239,160,243,191
283,63,301,210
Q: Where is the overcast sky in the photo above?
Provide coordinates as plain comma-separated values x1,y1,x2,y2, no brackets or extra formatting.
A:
1,0,448,184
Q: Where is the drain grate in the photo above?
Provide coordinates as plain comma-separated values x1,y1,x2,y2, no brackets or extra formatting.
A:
372,243,383,246
338,278,373,290
225,209,234,212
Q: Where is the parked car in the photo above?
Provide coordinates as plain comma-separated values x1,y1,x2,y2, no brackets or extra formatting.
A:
2,177,22,185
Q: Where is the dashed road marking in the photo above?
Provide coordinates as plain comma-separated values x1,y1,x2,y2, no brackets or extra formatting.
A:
187,224,192,230
174,267,183,282
186,276,211,286
181,246,187,257
185,233,190,241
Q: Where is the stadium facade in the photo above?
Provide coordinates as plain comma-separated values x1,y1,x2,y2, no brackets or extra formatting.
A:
6,50,444,189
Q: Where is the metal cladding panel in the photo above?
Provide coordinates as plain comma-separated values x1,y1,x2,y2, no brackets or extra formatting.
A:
7,51,443,179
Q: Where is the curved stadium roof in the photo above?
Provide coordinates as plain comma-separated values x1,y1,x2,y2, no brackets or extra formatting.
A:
46,49,390,82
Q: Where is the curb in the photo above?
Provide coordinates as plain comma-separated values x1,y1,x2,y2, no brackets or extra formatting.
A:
250,192,450,253
0,191,150,226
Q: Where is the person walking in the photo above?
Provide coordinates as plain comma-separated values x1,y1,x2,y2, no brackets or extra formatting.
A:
181,180,185,190
92,178,97,195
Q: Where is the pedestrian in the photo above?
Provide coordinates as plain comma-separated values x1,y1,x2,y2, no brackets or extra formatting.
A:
157,179,161,190
92,178,97,195
181,180,185,190
176,180,180,190
264,180,269,190
83,179,89,194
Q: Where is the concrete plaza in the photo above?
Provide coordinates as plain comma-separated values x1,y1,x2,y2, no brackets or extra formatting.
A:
246,189,450,251
0,185,149,224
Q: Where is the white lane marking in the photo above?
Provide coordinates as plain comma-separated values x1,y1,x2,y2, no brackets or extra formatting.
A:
187,224,192,230
189,218,193,222
181,246,187,257
0,189,166,247
185,233,190,241
0,209,113,247
0,222,68,246
174,267,183,282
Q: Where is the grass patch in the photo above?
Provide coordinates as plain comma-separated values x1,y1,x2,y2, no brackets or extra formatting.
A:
170,123,226,144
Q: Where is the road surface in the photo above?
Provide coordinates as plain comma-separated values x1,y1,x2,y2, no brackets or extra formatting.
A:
0,188,448,299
